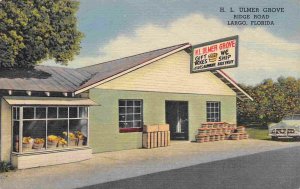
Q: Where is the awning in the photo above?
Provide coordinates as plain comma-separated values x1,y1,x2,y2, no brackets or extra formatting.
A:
211,70,253,101
3,96,98,106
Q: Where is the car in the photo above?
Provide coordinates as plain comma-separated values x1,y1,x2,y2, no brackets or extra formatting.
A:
269,114,300,140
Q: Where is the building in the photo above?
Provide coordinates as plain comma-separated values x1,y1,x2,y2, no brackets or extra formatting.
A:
0,43,252,169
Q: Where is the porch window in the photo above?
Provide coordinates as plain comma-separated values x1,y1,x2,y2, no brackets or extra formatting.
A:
119,100,143,132
12,106,89,153
206,101,221,122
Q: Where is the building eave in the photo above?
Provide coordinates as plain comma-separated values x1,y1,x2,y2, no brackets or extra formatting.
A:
211,70,253,101
74,43,192,94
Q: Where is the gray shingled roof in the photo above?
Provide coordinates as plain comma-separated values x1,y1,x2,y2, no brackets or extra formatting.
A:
0,65,93,92
0,43,190,93
76,43,191,91
0,43,252,101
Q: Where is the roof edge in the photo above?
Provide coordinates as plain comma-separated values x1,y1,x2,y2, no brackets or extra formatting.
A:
215,70,253,101
77,42,191,71
75,43,192,94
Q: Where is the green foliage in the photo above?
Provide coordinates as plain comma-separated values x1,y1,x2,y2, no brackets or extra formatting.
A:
0,161,14,172
0,0,83,68
238,77,300,126
246,127,270,140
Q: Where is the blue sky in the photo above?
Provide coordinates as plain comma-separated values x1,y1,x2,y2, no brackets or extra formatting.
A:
45,0,300,85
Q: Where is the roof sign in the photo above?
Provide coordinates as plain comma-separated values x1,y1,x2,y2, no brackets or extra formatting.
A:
191,36,238,73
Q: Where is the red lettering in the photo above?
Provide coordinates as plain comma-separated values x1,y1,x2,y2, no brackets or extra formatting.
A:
219,40,236,50
207,45,218,53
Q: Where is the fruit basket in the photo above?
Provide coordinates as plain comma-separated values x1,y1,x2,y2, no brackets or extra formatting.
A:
75,131,85,146
57,137,68,148
68,132,77,146
32,138,45,150
22,137,34,152
47,135,59,149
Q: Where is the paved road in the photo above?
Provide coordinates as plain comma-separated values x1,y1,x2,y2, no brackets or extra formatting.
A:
79,146,300,189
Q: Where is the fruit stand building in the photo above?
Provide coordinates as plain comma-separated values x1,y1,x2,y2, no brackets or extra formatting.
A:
0,43,252,169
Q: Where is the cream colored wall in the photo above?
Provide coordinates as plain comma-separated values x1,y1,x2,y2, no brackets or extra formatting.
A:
96,50,235,96
1,98,12,162
12,148,92,169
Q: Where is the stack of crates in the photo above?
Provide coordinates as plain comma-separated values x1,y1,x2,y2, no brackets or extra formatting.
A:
230,126,249,140
142,124,170,149
196,122,249,143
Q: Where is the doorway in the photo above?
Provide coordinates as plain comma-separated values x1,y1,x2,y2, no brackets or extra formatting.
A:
165,101,189,140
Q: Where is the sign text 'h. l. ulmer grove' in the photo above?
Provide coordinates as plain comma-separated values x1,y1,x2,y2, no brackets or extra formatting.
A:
191,36,238,73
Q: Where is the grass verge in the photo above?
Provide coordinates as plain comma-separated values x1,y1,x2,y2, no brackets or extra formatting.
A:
246,127,270,140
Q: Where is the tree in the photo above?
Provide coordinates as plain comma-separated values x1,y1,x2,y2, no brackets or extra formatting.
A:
237,77,300,126
0,0,83,68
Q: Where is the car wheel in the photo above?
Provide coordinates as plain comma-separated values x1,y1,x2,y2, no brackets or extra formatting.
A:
271,136,278,141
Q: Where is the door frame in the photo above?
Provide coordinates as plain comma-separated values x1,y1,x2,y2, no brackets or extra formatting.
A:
165,100,189,140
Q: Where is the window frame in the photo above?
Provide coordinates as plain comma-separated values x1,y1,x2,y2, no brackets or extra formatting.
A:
118,99,143,133
206,101,221,122
11,106,89,154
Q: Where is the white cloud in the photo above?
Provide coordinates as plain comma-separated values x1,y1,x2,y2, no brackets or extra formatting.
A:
44,13,300,85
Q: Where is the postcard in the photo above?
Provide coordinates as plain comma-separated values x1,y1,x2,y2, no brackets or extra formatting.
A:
0,0,299,189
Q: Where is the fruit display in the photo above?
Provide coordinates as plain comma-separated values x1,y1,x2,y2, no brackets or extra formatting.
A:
57,137,68,148
19,130,88,151
47,135,59,148
47,135,59,142
69,132,76,140
75,131,85,140
33,138,45,150
58,138,67,145
34,138,45,144
22,137,34,151
23,137,33,144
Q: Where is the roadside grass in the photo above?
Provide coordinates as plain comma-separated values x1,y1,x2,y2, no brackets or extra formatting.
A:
242,123,271,140
246,127,270,140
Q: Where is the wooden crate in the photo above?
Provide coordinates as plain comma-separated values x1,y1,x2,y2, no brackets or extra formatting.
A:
143,133,151,148
222,128,228,134
196,135,206,143
219,134,225,141
152,132,158,148
238,133,244,140
197,138,205,143
230,133,240,140
143,125,159,132
211,128,216,135
204,135,210,142
158,124,170,132
201,123,208,128
142,132,157,148
228,124,237,129
237,126,245,133
166,131,170,146
157,132,162,147
160,131,165,147
209,135,215,142
206,129,211,135
214,135,220,141
198,128,207,135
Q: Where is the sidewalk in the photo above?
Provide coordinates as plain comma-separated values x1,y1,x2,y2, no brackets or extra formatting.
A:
1,139,300,189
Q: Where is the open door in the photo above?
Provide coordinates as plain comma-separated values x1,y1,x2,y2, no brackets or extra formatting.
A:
165,101,189,140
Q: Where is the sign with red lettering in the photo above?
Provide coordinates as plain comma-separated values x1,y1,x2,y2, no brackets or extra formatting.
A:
191,35,238,73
